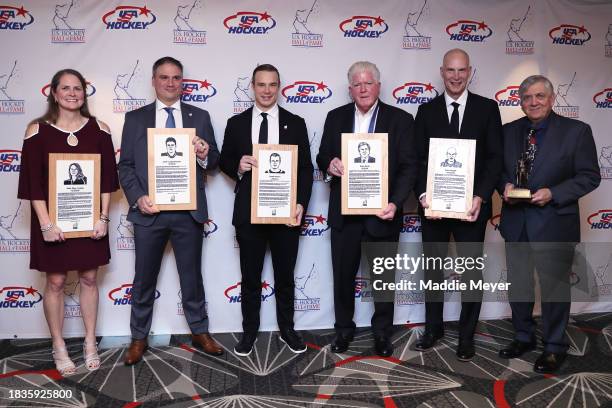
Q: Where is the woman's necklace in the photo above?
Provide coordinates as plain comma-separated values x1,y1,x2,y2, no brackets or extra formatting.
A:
66,132,79,147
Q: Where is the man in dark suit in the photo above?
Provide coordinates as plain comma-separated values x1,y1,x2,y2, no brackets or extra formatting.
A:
219,64,313,356
353,141,376,163
118,57,223,365
317,61,417,357
414,49,503,361
497,75,600,373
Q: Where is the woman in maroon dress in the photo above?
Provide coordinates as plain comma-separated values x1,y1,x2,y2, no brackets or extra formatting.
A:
18,69,119,375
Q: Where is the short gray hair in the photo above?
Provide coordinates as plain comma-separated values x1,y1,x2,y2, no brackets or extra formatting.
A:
518,75,554,99
347,61,380,83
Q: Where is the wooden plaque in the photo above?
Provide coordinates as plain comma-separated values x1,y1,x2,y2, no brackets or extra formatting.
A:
147,128,197,211
251,144,298,224
48,153,101,239
425,137,476,219
341,133,388,215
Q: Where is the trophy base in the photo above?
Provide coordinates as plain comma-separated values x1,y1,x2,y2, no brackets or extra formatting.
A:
507,188,531,199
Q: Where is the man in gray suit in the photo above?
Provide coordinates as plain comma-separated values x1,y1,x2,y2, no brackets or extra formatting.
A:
497,75,600,373
118,56,223,365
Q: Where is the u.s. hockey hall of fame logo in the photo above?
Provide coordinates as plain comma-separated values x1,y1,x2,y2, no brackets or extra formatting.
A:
0,201,30,252
115,213,135,250
0,60,24,114
606,24,612,58
402,0,431,50
173,0,206,45
113,60,146,113
294,263,321,311
233,74,254,114
553,72,579,118
291,0,322,48
506,5,534,55
51,0,85,43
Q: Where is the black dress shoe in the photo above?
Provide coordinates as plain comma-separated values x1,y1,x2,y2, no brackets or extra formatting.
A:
456,343,476,362
414,332,443,351
280,329,307,354
499,340,536,359
330,333,353,353
374,336,393,357
234,332,257,357
534,351,567,374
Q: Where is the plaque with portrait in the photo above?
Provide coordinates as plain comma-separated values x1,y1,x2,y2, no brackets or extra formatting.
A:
48,153,100,239
341,133,388,215
147,128,197,211
425,137,476,219
251,144,297,224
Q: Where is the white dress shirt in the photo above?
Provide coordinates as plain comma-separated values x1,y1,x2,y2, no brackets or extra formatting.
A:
353,100,379,133
444,89,468,132
251,103,280,144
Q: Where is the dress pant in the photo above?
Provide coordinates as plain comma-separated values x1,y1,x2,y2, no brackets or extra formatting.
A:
131,212,207,339
506,228,573,353
236,223,299,334
331,217,398,338
421,215,487,344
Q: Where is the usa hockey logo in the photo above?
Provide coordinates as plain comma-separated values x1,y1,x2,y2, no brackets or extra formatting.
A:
446,20,492,43
203,219,218,238
224,11,276,35
51,0,85,43
588,209,612,230
0,5,34,30
224,281,275,303
113,60,146,113
42,81,96,97
495,86,521,107
340,15,388,38
354,277,372,298
173,0,206,45
109,283,160,306
294,264,320,311
181,79,216,103
400,213,422,233
300,214,329,237
393,82,438,105
102,5,156,30
282,81,332,104
0,286,42,309
0,149,20,173
593,88,612,109
549,24,591,46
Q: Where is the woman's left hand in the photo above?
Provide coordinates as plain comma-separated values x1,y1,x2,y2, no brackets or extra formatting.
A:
91,220,108,240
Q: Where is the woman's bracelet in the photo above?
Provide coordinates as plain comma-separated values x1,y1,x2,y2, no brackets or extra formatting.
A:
99,214,110,224
40,223,54,232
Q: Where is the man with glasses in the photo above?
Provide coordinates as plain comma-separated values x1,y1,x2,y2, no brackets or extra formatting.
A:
317,61,417,357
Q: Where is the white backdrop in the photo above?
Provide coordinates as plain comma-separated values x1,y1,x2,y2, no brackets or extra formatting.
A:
1,0,610,338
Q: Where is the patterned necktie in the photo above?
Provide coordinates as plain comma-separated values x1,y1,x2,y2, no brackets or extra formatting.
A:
164,107,175,128
258,112,268,144
450,102,460,136
525,128,537,175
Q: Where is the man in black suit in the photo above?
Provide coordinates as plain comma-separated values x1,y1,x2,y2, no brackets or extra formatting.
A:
220,64,313,356
118,57,223,365
353,141,376,163
414,49,503,361
497,75,600,373
317,61,417,357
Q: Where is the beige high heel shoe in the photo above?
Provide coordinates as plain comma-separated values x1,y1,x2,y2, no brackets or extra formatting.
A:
52,346,76,376
83,341,100,371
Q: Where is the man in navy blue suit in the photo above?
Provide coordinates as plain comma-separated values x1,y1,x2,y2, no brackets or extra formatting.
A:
497,75,600,373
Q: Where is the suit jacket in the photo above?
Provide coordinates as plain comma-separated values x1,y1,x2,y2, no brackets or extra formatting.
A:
316,101,417,237
415,92,503,222
498,112,600,242
118,102,220,226
354,156,375,163
219,106,313,227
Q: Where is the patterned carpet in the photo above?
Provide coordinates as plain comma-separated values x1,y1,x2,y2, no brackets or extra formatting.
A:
1,313,611,407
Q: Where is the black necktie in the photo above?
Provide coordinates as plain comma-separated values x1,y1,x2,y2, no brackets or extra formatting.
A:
258,112,268,144
450,102,460,136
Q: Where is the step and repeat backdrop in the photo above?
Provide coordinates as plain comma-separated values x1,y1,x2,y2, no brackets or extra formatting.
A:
1,0,611,338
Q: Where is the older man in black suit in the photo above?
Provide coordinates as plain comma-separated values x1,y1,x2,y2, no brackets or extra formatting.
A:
220,64,313,356
414,48,503,361
118,56,223,365
317,61,417,357
497,75,600,373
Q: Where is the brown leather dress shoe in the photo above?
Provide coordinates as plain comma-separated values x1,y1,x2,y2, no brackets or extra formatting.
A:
124,339,148,366
192,333,224,356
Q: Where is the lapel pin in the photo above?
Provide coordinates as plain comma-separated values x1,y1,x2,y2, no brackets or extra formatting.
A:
188,112,193,117
283,125,288,130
